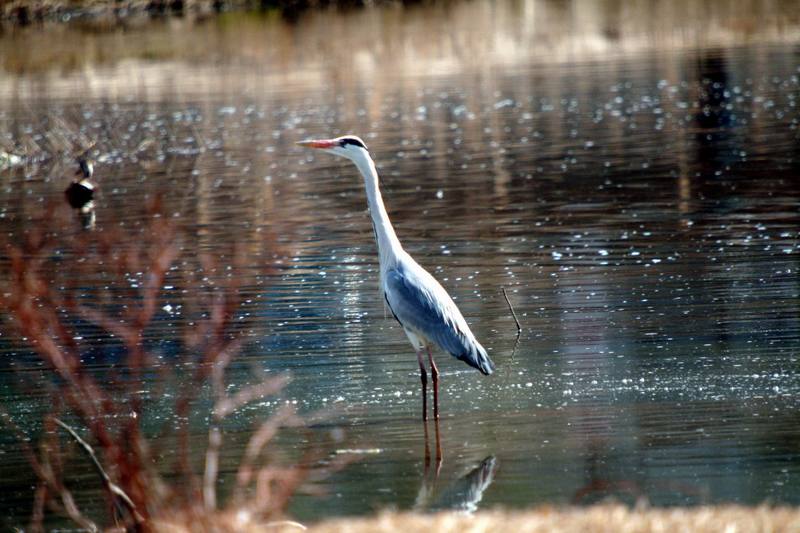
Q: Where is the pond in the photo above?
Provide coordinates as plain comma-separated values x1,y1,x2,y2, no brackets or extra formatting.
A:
1,0,799,528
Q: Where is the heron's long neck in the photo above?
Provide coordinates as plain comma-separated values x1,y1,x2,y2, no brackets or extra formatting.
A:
354,155,403,268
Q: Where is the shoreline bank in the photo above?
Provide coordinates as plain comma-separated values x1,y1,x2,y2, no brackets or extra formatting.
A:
0,0,371,26
153,505,800,532
299,505,800,533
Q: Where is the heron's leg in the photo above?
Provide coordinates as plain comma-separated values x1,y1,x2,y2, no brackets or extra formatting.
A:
423,419,431,469
417,349,428,421
427,347,439,420
433,417,443,475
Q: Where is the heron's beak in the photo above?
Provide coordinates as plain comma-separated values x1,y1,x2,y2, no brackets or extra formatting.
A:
296,139,337,149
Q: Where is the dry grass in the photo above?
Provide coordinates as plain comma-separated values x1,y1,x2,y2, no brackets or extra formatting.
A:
141,504,800,533
296,505,800,533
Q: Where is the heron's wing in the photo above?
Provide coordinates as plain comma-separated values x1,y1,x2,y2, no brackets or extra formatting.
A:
384,265,470,357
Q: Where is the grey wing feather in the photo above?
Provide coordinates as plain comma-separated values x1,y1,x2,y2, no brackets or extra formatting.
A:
384,264,494,375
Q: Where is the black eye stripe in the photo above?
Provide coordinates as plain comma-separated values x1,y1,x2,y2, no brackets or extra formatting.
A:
340,137,367,150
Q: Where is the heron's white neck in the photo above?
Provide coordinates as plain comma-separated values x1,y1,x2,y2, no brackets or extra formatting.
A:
352,154,404,269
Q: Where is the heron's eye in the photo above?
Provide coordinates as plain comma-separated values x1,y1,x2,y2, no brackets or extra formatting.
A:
340,137,367,150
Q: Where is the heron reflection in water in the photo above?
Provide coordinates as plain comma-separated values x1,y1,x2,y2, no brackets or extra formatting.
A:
415,451,498,513
297,135,494,421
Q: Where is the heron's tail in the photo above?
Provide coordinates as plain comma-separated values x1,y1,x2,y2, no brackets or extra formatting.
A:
460,340,494,375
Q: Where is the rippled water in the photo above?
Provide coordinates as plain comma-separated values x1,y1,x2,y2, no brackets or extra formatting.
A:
1,0,800,527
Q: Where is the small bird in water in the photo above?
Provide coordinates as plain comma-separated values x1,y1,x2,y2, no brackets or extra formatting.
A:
65,158,96,210
297,135,494,421
65,157,96,229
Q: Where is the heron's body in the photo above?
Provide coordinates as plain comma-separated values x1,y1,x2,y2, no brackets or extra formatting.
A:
298,135,494,420
383,256,494,375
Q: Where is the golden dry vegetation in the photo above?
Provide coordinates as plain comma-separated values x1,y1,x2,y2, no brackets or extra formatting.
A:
152,505,800,533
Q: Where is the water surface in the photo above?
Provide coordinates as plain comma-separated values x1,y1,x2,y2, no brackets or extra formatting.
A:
1,0,799,528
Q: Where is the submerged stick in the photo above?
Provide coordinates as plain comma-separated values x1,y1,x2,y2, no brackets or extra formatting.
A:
54,419,144,525
501,287,522,335
501,287,522,362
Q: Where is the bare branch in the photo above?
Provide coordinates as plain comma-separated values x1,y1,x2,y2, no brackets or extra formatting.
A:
138,237,179,329
1,195,343,530
29,482,47,533
235,405,302,495
53,419,144,525
58,489,98,533
76,304,138,347
214,375,289,420
210,339,245,399
203,426,222,511
1,411,98,531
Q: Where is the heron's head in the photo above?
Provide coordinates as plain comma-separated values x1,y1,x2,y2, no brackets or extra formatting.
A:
296,135,369,163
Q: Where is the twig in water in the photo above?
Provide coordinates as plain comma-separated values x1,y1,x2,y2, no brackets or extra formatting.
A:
508,333,521,362
501,287,522,363
501,287,522,335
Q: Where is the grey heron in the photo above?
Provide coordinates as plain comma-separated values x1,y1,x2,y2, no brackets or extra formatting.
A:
297,135,494,421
